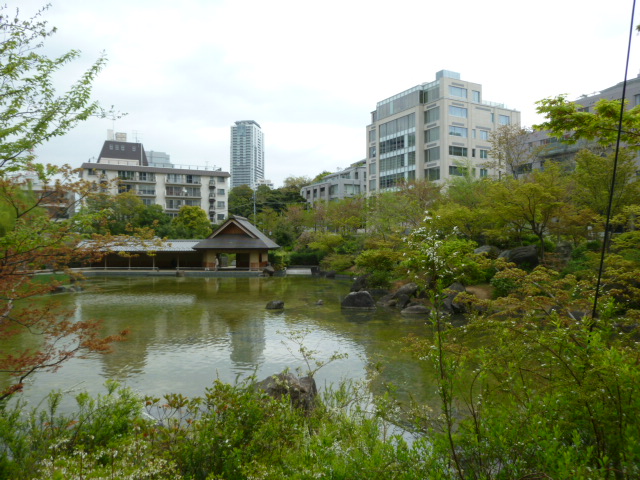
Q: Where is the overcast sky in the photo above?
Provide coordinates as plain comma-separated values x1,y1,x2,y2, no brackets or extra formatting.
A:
16,0,640,187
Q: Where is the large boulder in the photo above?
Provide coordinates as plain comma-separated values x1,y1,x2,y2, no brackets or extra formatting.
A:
341,291,376,309
394,294,411,310
266,300,285,310
499,245,539,268
262,265,275,277
474,245,501,258
255,372,317,413
395,282,419,298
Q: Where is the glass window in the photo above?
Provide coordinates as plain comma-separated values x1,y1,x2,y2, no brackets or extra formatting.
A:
425,167,440,181
217,214,225,221
369,163,377,174
217,176,225,183
425,127,439,143
449,106,467,118
217,201,225,208
369,129,377,142
449,146,468,157
449,126,468,138
499,115,510,125
425,107,440,124
473,90,481,102
369,179,377,191
118,171,134,180
425,146,440,162
369,146,377,158
480,168,488,177
449,86,467,98
480,150,489,159
479,130,490,141
217,189,225,195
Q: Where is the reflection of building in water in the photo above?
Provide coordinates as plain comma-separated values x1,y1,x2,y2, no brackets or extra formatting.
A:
229,318,266,368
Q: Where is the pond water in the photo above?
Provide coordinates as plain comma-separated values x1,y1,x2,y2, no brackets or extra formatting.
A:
3,276,439,411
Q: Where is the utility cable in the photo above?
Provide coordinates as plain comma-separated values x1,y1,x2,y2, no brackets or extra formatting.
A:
590,0,637,329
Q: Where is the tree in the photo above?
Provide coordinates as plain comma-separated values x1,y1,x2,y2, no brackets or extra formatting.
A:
570,148,640,217
535,95,640,148
0,5,118,173
170,206,212,239
484,162,570,260
0,8,125,401
228,185,254,218
487,124,536,179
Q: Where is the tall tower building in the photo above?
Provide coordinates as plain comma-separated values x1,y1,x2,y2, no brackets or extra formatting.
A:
230,120,264,190
366,70,520,193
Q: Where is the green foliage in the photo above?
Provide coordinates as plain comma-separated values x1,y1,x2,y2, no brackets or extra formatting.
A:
169,205,211,239
288,249,325,266
320,253,355,273
355,248,402,288
0,5,119,173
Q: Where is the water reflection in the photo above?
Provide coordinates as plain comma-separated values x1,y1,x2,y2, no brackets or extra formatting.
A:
3,276,439,411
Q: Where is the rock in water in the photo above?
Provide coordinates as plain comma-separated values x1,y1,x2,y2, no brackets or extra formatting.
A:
341,291,376,309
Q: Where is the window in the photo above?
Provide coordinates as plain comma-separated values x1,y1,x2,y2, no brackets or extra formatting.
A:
449,86,467,98
118,171,134,180
473,90,481,102
425,127,439,143
499,115,510,125
369,145,377,158
449,165,466,176
369,129,377,142
369,163,377,174
408,151,416,166
449,106,467,118
480,168,488,178
217,176,225,183
217,188,225,195
425,146,440,162
479,130,490,141
217,214,225,221
425,107,439,123
132,146,136,152
138,186,155,195
217,201,225,208
425,167,440,181
380,154,405,172
635,94,640,106
480,150,488,159
449,146,468,157
369,179,377,191
449,126,468,138
142,198,155,206
138,172,155,182
186,175,200,184
109,144,113,150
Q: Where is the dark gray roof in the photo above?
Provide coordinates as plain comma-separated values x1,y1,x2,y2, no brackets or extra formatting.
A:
81,162,230,177
98,141,149,166
193,216,279,251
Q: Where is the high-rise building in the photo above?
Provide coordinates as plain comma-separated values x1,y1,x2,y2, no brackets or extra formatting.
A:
366,70,520,193
230,120,264,190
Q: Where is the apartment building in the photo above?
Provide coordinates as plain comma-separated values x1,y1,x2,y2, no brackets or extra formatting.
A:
80,133,230,223
300,160,367,205
366,70,520,193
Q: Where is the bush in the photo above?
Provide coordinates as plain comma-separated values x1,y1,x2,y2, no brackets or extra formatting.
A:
320,253,355,273
288,249,325,266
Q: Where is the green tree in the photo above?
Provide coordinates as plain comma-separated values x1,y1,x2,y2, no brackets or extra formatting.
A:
0,5,118,173
170,206,211,239
571,148,640,217
228,184,255,218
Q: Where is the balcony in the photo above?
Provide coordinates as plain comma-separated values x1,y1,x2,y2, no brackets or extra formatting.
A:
137,189,156,196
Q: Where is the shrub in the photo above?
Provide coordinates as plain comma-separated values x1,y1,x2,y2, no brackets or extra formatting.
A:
320,253,355,273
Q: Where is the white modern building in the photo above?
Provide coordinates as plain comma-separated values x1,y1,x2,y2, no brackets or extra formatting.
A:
80,132,230,223
230,120,264,190
366,70,520,193
300,160,367,205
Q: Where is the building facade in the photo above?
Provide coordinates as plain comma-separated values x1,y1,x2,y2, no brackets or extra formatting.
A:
300,160,367,205
230,120,264,190
366,70,520,193
80,133,230,223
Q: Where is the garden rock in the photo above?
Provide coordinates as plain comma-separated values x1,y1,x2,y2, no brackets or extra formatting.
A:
499,245,539,268
266,300,285,310
394,294,411,310
401,305,431,315
262,265,275,276
395,282,418,298
341,291,376,309
474,245,501,258
377,293,396,307
256,371,317,413
443,282,467,314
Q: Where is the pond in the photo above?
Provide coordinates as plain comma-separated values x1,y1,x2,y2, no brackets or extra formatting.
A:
3,276,439,411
